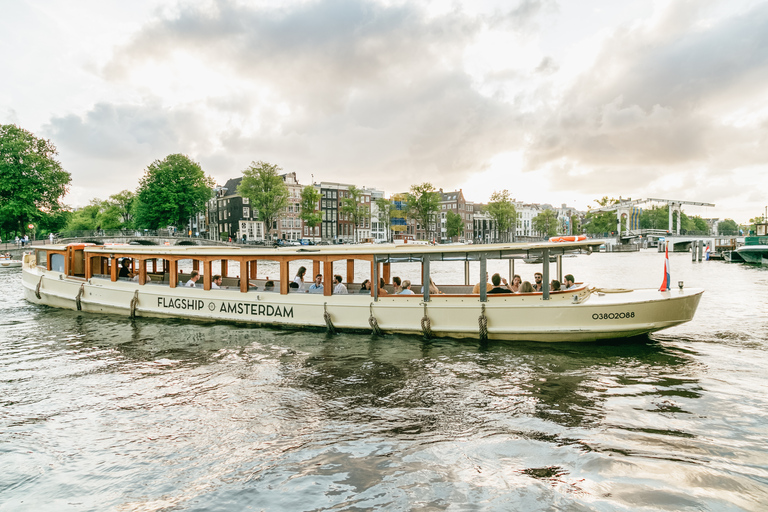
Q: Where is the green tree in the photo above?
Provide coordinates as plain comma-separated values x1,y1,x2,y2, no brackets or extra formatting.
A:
103,190,135,229
570,214,581,235
237,161,288,240
718,219,738,235
133,154,213,230
583,197,619,235
405,183,440,241
0,124,71,237
486,190,517,242
533,209,559,238
340,186,369,242
445,210,463,240
639,205,669,230
299,185,322,239
66,200,102,231
375,198,394,242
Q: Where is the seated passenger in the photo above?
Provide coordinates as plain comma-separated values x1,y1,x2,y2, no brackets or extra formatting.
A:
488,273,513,294
472,272,493,294
289,281,300,291
392,276,402,294
211,274,224,289
308,274,324,293
398,280,415,295
420,278,443,294
264,280,275,292
510,274,522,293
186,270,200,287
359,279,372,293
378,278,389,296
333,275,348,295
550,280,561,292
533,272,544,291
118,258,133,279
518,281,534,293
564,274,577,290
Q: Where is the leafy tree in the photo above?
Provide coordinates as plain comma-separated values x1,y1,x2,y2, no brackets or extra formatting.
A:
583,197,619,235
133,154,213,230
103,190,135,229
639,205,669,230
532,209,558,238
445,210,463,240
405,183,440,241
299,185,322,239
340,186,369,242
570,214,581,235
718,219,738,235
237,161,288,240
486,190,517,242
375,198,394,242
0,124,71,237
687,216,709,234
66,200,102,231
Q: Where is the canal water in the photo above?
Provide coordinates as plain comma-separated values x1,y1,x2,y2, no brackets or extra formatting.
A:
1,250,767,511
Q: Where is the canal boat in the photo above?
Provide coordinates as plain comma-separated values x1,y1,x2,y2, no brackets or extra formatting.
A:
20,240,703,342
1,255,22,268
735,223,768,265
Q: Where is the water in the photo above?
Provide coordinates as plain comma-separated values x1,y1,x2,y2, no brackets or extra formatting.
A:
1,251,767,511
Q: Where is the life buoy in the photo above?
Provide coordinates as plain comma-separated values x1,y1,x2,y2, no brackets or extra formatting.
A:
549,235,587,242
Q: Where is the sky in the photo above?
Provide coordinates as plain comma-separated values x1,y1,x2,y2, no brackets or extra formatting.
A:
2,0,767,223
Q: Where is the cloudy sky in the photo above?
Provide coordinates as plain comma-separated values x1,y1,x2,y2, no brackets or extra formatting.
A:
2,0,767,222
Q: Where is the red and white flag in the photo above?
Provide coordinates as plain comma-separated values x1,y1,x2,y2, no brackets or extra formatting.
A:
659,242,671,291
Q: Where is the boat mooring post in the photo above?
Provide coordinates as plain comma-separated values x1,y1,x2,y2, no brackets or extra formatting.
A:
480,257,487,302
691,240,697,261
422,256,430,302
698,240,704,261
542,249,550,300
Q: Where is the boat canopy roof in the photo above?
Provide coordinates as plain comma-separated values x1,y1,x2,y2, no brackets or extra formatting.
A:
46,240,604,262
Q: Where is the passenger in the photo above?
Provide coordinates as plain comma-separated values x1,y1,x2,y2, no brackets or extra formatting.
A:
518,281,534,293
289,281,300,291
378,278,389,296
398,280,415,295
564,274,577,290
308,274,324,293
186,270,200,287
420,278,443,294
488,273,513,294
264,280,275,292
533,272,543,292
472,272,493,294
359,279,371,293
510,274,522,293
550,280,561,292
333,275,348,294
118,258,133,279
293,266,307,291
392,276,402,294
212,274,224,289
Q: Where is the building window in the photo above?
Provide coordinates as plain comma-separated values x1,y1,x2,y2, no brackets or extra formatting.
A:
243,207,250,218
242,197,249,204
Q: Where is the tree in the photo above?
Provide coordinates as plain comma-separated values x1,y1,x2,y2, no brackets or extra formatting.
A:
103,190,135,229
445,210,463,240
375,198,394,242
0,124,71,237
718,219,738,235
299,185,322,240
533,209,558,238
570,214,581,235
237,161,288,240
486,190,517,242
583,197,619,235
66,200,102,231
133,154,213,230
340,186,369,242
405,183,440,241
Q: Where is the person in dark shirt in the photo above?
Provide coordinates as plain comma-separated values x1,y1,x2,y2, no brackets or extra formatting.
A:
488,273,513,294
118,258,133,278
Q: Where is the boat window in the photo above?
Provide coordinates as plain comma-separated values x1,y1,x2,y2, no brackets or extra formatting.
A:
51,253,65,273
37,250,47,267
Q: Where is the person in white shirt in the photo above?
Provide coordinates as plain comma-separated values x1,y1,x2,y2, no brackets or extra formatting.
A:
398,280,415,295
211,274,224,289
564,274,577,290
333,275,348,295
186,270,200,287
293,266,307,291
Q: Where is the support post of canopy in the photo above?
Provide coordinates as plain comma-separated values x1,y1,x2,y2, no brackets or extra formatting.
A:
250,261,258,280
383,262,390,284
464,260,470,286
346,259,354,285
542,249,550,300
240,258,249,293
152,259,157,274
85,254,92,280
556,255,563,283
373,259,379,301
280,258,289,295
509,259,514,283
110,257,118,282
139,259,147,285
204,261,212,290
323,260,333,296
423,256,430,302
169,260,178,288
313,260,320,280
193,260,199,272
221,259,228,278
480,258,487,302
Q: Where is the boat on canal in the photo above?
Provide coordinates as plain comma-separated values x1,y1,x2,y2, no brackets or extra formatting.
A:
20,240,703,342
735,222,768,265
1,254,22,268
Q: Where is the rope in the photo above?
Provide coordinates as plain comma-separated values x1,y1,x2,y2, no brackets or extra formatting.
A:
368,303,382,336
76,283,84,311
420,303,432,339
590,287,633,294
323,302,336,335
35,275,43,299
478,303,488,341
129,290,139,318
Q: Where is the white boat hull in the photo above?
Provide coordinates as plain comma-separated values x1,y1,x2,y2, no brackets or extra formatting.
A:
22,266,703,343
0,259,22,268
735,245,768,265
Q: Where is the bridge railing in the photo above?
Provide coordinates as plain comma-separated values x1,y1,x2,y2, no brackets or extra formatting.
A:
57,229,201,239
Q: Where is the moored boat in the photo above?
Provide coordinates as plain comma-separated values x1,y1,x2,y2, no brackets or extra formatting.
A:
21,240,703,342
735,222,768,265
1,255,22,268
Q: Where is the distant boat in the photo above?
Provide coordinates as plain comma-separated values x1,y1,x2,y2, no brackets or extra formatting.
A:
735,223,768,265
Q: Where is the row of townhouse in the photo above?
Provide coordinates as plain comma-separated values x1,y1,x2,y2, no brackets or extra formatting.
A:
196,174,582,243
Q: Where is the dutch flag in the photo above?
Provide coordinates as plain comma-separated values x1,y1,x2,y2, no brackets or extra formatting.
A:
659,242,671,291
705,244,711,261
